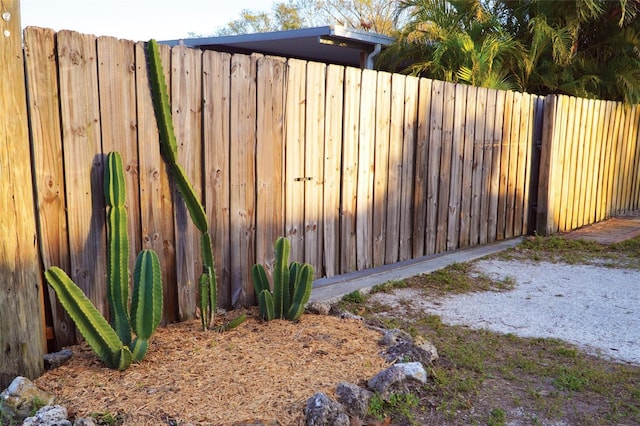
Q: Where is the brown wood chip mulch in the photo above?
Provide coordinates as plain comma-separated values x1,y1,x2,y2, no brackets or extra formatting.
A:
35,311,389,425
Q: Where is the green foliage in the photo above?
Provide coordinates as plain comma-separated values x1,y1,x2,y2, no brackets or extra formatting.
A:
341,290,366,304
146,39,244,332
368,392,419,423
44,152,162,370
252,237,313,321
381,0,640,102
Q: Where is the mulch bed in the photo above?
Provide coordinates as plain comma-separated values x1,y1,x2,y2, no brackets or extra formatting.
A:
35,310,389,425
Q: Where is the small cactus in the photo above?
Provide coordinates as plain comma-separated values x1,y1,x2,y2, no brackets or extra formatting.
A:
252,237,313,321
44,152,162,370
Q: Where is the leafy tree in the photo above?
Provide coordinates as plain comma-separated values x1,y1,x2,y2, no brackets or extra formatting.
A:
380,0,640,102
379,0,525,90
215,2,303,35
215,0,399,35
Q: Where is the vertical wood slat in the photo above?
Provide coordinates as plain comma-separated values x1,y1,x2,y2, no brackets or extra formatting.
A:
412,78,431,257
487,90,505,242
558,96,574,232
513,93,531,236
323,65,344,277
595,101,613,222
384,74,406,264
304,61,326,276
0,4,45,386
203,50,231,308
356,69,377,270
536,95,558,235
97,36,141,270
426,80,444,255
340,67,360,273
583,99,600,225
459,86,477,247
505,91,522,238
469,87,487,245
436,82,455,252
447,84,467,251
479,89,497,245
399,76,419,260
57,30,108,317
631,108,640,209
285,59,306,264
575,97,590,228
229,53,257,307
519,94,535,236
496,90,514,240
373,72,392,267
24,27,75,348
135,41,178,322
255,56,286,280
171,46,202,318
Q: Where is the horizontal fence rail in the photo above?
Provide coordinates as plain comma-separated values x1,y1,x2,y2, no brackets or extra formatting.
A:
17,26,639,351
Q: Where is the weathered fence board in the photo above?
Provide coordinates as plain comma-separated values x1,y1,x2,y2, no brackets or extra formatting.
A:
229,53,257,307
57,30,108,317
203,50,231,309
255,56,286,280
399,76,419,261
305,61,326,276
323,64,344,277
373,72,392,268
285,59,306,266
340,66,360,273
24,27,75,346
0,8,45,388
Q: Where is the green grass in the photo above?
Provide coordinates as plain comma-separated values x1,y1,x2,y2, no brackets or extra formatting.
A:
335,235,640,425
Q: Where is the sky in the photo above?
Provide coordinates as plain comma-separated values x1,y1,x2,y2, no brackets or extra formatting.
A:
20,0,274,41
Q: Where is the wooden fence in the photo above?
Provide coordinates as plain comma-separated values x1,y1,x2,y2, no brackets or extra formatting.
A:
21,27,541,350
537,96,640,234
2,23,640,382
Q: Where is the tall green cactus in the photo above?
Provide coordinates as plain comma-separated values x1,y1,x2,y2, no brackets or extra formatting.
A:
252,237,313,321
44,152,163,370
146,39,244,331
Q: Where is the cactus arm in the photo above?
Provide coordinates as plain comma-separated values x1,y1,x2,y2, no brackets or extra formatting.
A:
201,232,217,328
130,250,163,361
44,267,129,369
286,264,313,321
251,263,269,295
258,289,275,321
170,163,208,233
199,272,210,330
272,237,290,319
286,262,301,317
104,152,131,346
146,39,178,165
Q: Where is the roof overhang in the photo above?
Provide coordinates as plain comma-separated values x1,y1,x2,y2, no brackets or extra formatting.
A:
163,25,394,69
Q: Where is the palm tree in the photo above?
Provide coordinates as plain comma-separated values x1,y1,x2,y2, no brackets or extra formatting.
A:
379,0,526,90
381,0,640,102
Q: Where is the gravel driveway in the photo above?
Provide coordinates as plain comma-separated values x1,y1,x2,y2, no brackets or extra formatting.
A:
370,259,640,365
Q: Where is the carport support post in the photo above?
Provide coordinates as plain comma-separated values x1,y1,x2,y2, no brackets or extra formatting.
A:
0,0,46,388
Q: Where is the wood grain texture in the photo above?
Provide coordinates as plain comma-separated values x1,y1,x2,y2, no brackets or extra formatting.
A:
323,65,344,277
256,56,286,281
0,4,45,386
229,53,257,307
23,27,75,348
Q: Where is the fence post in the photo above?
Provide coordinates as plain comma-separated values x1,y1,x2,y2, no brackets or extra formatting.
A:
535,95,558,235
0,0,46,388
